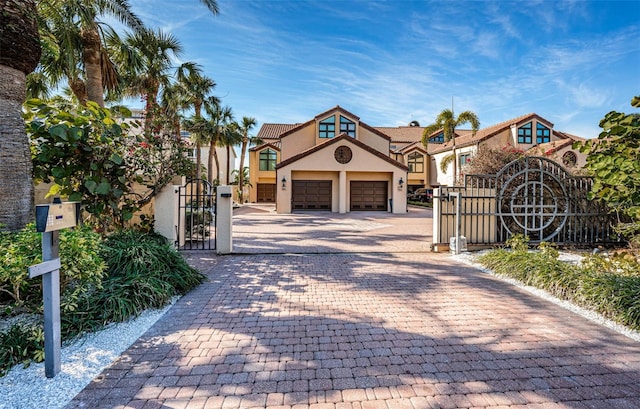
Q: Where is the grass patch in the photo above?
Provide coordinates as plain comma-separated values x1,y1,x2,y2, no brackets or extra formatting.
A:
478,235,640,331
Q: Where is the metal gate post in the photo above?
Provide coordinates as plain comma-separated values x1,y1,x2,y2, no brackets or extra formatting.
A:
449,191,462,255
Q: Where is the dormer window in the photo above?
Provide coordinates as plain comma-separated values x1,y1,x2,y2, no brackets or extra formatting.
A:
408,152,424,173
319,116,335,138
429,132,445,143
536,123,551,143
517,122,532,144
340,116,356,137
259,148,277,171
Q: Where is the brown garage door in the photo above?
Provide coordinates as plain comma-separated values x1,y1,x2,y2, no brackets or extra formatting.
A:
350,181,388,211
292,180,332,211
257,183,276,203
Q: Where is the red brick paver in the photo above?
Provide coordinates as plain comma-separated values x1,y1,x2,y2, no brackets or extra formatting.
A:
66,250,640,408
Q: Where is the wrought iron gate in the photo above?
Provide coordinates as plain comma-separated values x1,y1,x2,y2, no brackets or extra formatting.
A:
177,179,216,250
435,157,620,246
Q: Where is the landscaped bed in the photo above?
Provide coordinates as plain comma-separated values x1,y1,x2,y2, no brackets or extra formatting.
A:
0,226,205,376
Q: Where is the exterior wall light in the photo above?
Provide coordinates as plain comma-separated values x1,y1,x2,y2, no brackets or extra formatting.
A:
398,177,404,190
281,176,286,190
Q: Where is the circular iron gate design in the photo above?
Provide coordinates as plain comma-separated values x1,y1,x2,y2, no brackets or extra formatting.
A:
497,157,570,242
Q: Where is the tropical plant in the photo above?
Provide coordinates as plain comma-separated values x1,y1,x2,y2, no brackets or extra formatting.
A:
203,102,234,184
178,72,218,180
236,116,259,202
25,98,194,231
0,0,42,231
109,27,184,133
575,96,640,247
36,0,144,107
422,108,479,185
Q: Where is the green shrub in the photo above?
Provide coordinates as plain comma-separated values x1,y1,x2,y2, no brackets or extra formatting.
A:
61,230,205,333
0,322,44,377
0,224,106,315
1,226,204,376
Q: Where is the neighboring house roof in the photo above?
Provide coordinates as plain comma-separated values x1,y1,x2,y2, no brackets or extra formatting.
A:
256,123,300,140
375,126,424,143
249,141,281,152
426,113,574,155
276,133,408,171
395,141,428,155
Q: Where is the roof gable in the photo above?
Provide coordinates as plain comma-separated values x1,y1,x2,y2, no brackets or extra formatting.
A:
276,133,408,171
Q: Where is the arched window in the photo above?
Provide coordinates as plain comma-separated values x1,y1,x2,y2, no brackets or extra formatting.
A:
562,151,577,167
259,149,277,171
408,152,424,173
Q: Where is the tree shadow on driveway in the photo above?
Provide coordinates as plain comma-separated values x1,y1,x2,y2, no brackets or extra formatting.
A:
67,253,640,408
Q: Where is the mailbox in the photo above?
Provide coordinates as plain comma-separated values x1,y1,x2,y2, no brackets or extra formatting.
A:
35,202,81,232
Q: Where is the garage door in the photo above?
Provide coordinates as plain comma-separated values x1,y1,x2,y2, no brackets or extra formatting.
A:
257,183,276,203
350,181,388,211
292,180,332,211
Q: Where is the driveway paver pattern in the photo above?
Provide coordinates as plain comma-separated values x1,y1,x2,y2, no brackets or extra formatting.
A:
66,207,640,408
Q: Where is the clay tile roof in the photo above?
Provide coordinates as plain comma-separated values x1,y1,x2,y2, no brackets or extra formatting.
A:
256,123,300,140
249,141,281,152
427,113,552,154
374,126,425,143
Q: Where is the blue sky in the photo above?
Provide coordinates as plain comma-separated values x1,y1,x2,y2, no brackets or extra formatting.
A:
128,0,640,139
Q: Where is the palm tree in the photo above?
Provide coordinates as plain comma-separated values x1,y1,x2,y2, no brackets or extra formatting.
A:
422,108,479,185
222,120,243,185
236,116,259,202
111,27,184,133
178,70,218,181
0,0,41,231
204,103,234,184
37,0,143,107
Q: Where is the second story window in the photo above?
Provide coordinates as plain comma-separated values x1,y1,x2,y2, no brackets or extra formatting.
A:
408,152,424,173
518,122,532,144
429,132,445,143
536,123,551,143
340,116,356,137
459,153,471,168
259,148,277,171
319,116,335,138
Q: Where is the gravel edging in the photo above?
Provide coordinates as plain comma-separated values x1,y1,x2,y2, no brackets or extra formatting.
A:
0,301,175,409
452,251,640,343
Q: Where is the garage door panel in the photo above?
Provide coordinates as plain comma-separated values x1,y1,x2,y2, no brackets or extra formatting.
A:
292,180,332,211
257,184,276,203
350,181,387,211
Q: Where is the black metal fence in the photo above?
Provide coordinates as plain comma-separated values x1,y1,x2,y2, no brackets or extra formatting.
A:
177,179,216,250
434,156,620,247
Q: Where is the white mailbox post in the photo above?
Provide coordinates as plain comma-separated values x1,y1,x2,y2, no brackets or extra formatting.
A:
28,201,80,378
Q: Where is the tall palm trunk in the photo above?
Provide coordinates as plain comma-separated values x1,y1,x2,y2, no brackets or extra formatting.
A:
81,25,105,107
452,134,457,185
0,0,41,231
208,140,221,184
238,138,248,202
226,145,231,184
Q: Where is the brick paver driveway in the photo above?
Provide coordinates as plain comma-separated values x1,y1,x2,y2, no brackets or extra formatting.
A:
67,206,640,408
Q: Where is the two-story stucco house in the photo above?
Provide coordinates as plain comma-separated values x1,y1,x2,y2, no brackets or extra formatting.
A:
249,106,409,214
248,107,585,213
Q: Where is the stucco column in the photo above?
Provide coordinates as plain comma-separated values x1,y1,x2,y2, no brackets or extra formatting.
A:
216,185,233,254
339,170,347,213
